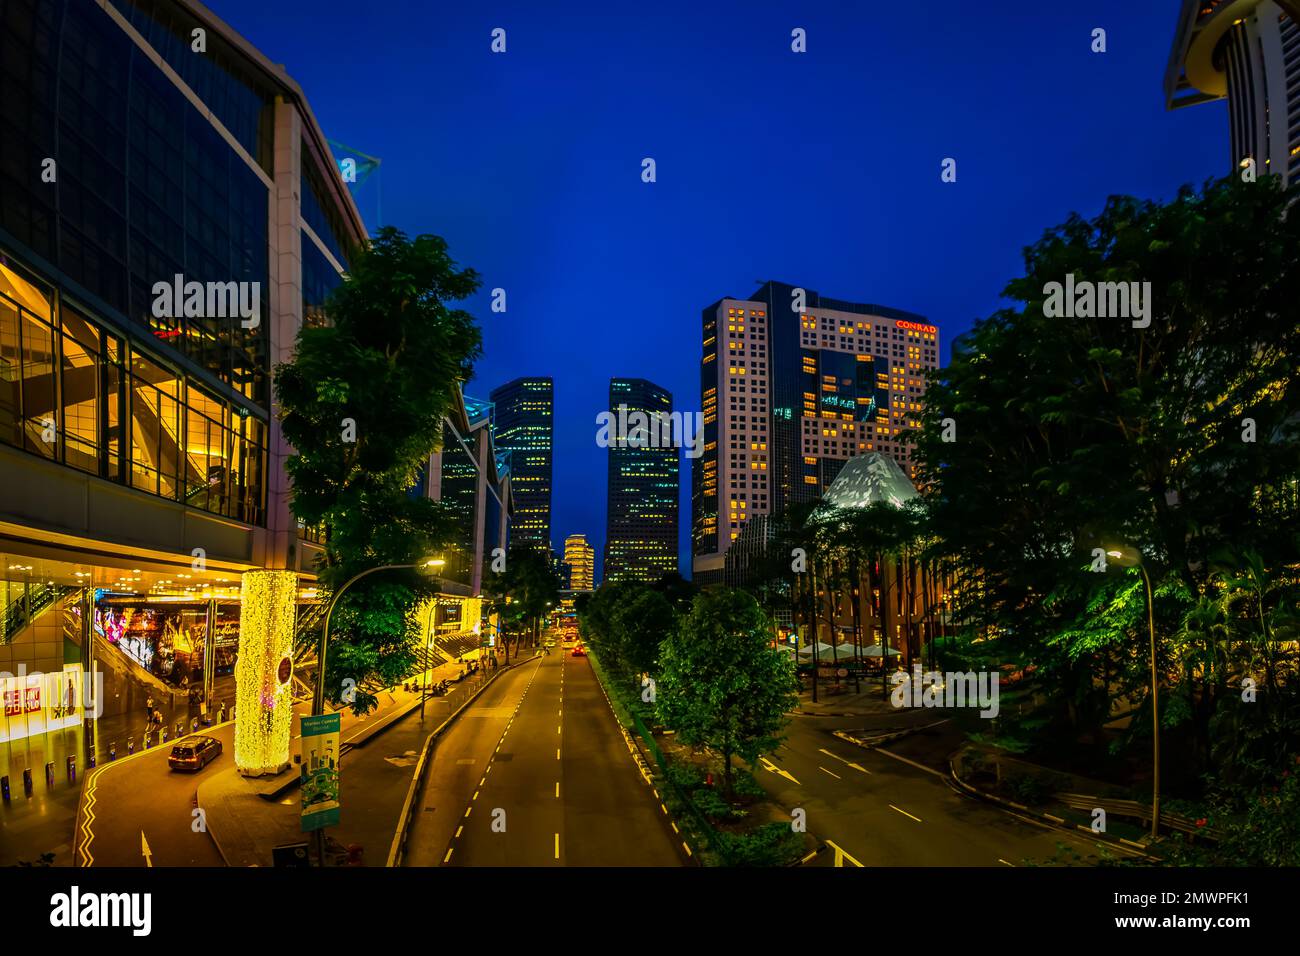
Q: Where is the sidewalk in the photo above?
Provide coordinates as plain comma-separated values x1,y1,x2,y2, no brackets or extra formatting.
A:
197,653,505,867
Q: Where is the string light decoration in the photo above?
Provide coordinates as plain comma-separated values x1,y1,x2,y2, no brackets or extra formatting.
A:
234,570,298,775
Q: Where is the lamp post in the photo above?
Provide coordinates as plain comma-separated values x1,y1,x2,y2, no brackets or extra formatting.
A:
1105,544,1160,839
311,556,443,867
311,557,445,716
419,592,441,724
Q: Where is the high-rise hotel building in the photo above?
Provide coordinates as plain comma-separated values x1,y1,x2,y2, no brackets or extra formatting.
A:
1167,0,1300,184
563,533,595,591
693,281,938,583
489,376,553,552
604,378,679,583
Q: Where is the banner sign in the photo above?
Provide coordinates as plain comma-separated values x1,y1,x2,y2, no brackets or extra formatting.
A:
300,713,341,832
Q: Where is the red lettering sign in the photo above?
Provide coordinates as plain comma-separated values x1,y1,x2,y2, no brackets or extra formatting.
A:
24,686,40,713
3,690,20,717
895,320,938,334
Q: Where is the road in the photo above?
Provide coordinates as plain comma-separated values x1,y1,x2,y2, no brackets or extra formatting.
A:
755,715,1129,867
405,648,682,866
77,723,233,867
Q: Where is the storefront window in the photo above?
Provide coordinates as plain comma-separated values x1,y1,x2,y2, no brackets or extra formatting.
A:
0,257,266,525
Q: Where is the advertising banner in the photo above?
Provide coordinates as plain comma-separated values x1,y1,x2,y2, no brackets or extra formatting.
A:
300,713,341,832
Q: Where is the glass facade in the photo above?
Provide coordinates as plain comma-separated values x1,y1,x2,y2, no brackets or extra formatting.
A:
439,421,480,586
0,258,267,524
489,377,553,551
301,234,342,330
604,378,679,583
116,0,276,173
0,0,270,407
300,149,353,270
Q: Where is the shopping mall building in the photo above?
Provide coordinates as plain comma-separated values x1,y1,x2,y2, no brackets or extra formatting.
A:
0,0,507,775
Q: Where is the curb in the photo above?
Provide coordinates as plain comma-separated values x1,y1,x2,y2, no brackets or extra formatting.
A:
832,719,950,748
944,756,1161,863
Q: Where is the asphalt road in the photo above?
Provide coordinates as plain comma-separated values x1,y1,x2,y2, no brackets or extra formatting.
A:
756,715,1128,867
407,648,681,866
77,723,233,867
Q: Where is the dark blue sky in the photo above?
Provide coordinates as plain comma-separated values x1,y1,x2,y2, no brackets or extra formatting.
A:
214,0,1224,578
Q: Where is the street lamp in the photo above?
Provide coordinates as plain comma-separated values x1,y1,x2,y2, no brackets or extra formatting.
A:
310,556,443,867
312,557,446,716
1104,543,1160,839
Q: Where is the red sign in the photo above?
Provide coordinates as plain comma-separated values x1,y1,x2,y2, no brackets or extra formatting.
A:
278,656,292,685
4,686,40,715
895,320,938,334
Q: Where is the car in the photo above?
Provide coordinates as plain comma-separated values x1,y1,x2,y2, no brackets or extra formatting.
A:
571,644,586,657
168,735,223,772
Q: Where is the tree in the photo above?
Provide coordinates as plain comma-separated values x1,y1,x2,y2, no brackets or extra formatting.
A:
610,585,675,695
275,227,483,712
483,546,560,662
909,175,1300,772
656,588,797,795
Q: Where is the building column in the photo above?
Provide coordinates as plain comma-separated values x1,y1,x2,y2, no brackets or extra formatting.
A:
234,570,297,776
259,97,304,573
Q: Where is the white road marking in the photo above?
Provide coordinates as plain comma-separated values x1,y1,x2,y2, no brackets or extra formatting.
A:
889,804,922,823
818,748,872,774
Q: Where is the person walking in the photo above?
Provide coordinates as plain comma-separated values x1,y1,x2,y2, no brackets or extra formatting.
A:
146,694,153,718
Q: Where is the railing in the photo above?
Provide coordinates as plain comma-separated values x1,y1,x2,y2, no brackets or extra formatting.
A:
2,583,79,645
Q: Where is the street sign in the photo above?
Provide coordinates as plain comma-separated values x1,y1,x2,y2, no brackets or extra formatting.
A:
300,713,341,832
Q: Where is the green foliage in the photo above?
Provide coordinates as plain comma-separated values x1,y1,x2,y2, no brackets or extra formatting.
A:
274,227,483,712
905,176,1300,785
730,768,767,801
656,588,797,795
716,822,803,867
692,787,746,822
482,546,561,660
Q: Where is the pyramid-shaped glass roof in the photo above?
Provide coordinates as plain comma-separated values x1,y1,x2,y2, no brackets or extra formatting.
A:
823,453,918,510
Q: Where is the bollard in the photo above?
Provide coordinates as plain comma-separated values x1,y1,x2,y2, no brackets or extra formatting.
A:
1,775,9,801
109,742,117,761
66,756,76,783
22,768,33,795
191,718,199,732
175,720,184,737
45,762,54,787
88,750,96,769
144,731,152,749
161,726,169,743
127,738,135,755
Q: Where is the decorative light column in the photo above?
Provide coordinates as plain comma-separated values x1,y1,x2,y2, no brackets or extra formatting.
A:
235,570,298,776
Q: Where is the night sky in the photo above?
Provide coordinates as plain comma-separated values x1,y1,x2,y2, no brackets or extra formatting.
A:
210,0,1224,578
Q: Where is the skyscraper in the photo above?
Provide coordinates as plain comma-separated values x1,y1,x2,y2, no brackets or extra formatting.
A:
563,533,596,590
604,378,679,583
1167,0,1300,184
693,281,938,584
489,377,553,552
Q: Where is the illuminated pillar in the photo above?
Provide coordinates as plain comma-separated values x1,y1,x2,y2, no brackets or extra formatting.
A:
235,570,297,776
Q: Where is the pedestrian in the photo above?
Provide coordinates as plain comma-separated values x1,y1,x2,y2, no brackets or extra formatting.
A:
154,709,163,729
146,695,153,717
